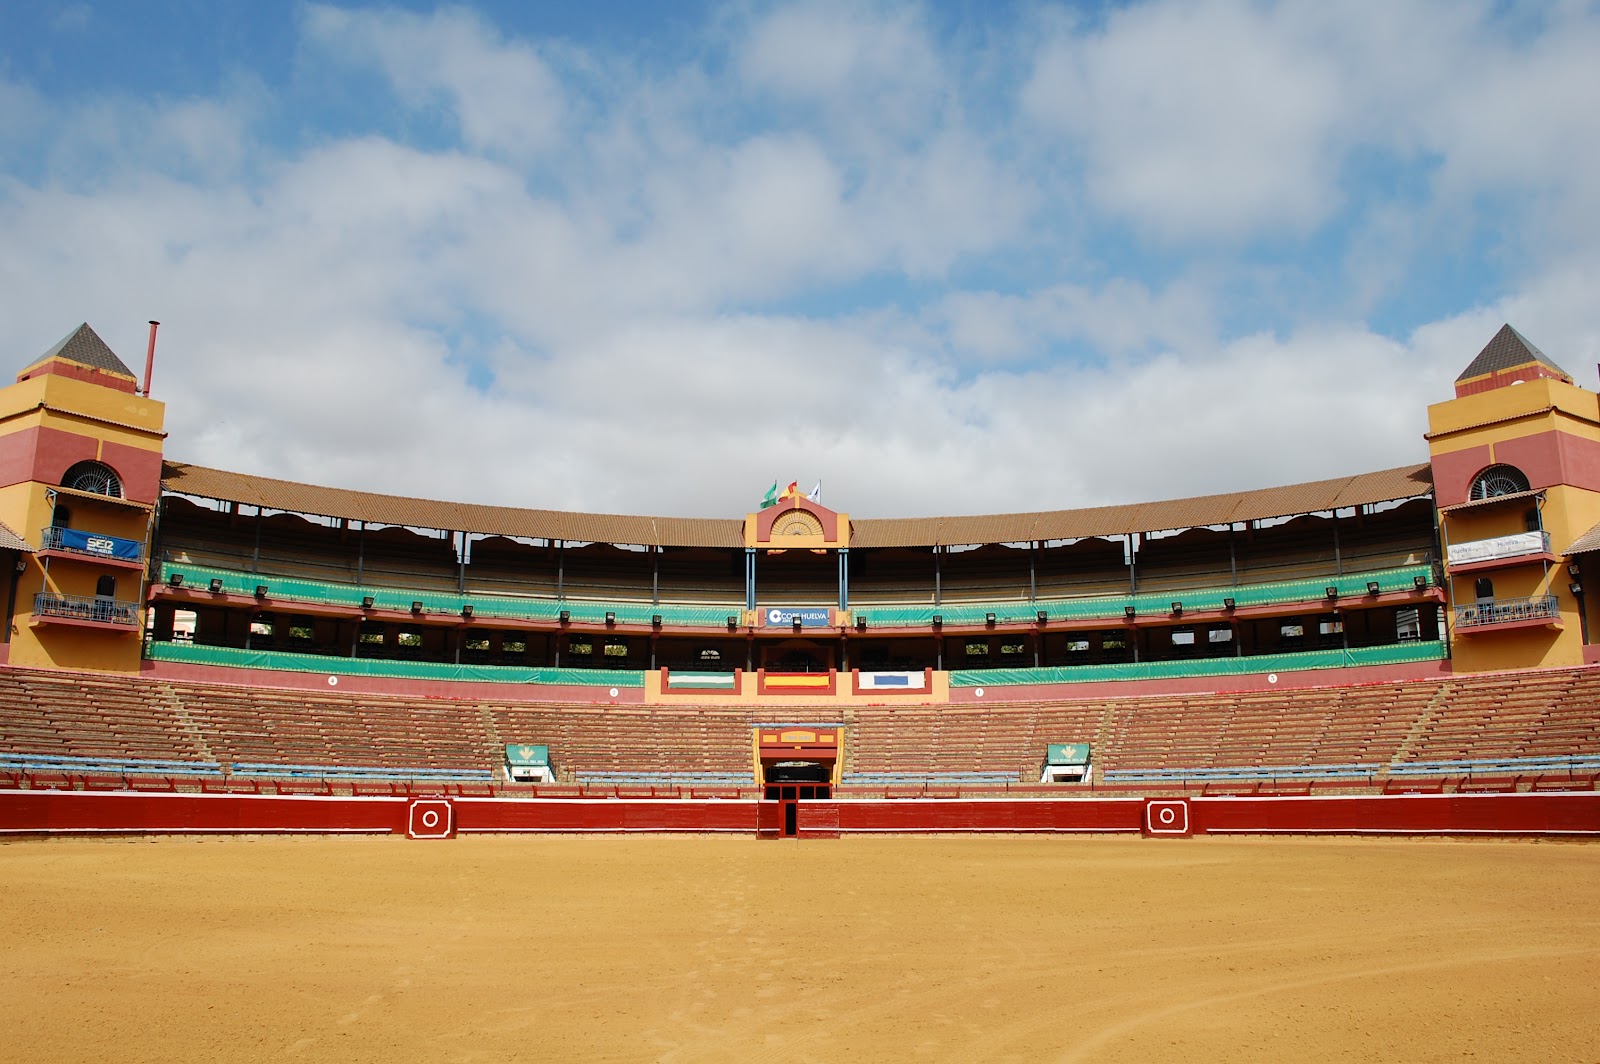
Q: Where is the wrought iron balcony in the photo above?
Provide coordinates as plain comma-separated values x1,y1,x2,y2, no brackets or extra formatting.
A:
1453,594,1560,630
33,592,141,627
38,526,144,564
1446,530,1551,568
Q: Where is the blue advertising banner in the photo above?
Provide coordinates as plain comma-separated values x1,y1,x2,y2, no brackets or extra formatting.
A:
763,607,831,628
56,528,142,560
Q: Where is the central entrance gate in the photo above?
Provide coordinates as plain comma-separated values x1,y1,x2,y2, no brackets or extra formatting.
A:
755,725,840,838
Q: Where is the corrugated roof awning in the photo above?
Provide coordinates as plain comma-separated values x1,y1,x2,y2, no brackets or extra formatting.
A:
161,460,1435,550
1438,488,1544,514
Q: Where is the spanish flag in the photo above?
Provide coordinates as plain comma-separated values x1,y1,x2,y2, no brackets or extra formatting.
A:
779,481,800,501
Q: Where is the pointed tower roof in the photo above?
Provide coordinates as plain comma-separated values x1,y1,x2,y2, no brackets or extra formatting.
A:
21,323,137,378
16,323,140,392
1456,324,1569,384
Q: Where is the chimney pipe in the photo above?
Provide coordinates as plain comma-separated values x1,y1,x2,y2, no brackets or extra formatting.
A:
142,321,160,397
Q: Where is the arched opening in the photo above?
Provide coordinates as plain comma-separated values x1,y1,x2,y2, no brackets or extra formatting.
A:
1469,464,1530,500
61,460,123,498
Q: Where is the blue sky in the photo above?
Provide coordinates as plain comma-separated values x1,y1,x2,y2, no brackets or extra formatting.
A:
2,1,1598,519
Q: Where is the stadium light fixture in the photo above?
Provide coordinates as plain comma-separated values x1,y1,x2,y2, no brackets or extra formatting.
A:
1037,610,1047,624
1570,582,1583,597
168,573,183,588
1367,581,1381,595
209,578,224,594
254,585,268,599
559,609,570,624
727,615,738,630
857,616,867,631
1223,597,1236,610
461,604,473,619
1325,586,1339,599
605,611,616,626
411,601,424,614
985,612,996,625
361,595,374,609
1170,601,1182,615
651,614,662,628
1124,605,1136,620
1414,575,1427,591
931,614,942,627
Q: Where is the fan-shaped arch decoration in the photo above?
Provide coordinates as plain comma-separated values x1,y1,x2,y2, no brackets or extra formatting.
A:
61,460,124,498
1468,464,1530,501
774,510,825,538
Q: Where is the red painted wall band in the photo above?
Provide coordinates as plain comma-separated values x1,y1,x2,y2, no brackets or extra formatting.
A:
3,792,1596,837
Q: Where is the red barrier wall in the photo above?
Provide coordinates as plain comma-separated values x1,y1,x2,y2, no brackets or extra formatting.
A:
0,790,406,835
454,797,757,834
824,798,1146,833
4,791,1597,838
1192,792,1600,836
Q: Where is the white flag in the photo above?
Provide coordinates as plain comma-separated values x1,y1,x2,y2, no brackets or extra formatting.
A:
806,481,821,503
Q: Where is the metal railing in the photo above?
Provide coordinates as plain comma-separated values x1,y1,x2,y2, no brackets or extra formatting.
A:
33,592,141,626
1453,594,1560,629
39,525,144,563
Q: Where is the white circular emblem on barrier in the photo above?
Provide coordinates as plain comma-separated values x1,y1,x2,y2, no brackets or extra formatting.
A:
1158,806,1176,826
327,676,339,686
609,688,619,698
408,799,454,840
974,688,985,698
1267,673,1278,684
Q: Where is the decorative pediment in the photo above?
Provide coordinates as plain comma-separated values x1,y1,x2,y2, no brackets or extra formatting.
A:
745,496,850,550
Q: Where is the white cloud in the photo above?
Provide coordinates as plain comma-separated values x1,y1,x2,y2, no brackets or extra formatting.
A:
738,0,942,136
1024,0,1349,240
302,4,566,159
2,1,1600,528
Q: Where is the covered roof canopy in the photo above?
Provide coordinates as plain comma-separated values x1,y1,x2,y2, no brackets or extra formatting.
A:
161,461,1434,550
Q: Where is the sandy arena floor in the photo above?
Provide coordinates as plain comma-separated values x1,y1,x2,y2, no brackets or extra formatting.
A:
2,834,1597,1063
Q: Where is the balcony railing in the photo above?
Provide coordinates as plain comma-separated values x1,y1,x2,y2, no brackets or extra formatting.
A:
39,526,144,563
1446,530,1551,567
1453,595,1560,629
33,592,141,627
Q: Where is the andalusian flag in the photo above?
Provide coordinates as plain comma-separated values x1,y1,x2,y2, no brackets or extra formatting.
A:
761,481,778,508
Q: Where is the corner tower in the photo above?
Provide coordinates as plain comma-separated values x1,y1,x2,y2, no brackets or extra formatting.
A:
1426,324,1600,672
0,323,166,672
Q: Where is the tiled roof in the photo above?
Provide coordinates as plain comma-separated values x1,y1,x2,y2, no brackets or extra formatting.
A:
1563,520,1600,556
0,520,33,553
21,323,137,379
163,461,1434,549
1456,324,1569,383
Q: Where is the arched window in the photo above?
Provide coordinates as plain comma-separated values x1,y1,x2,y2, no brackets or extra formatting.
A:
1469,464,1530,500
94,575,116,600
61,460,123,498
